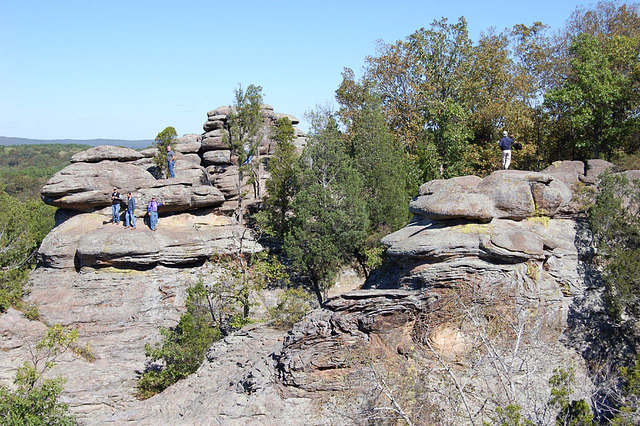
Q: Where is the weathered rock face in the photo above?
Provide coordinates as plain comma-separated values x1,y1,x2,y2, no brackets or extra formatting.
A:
38,104,306,268
18,141,629,425
1,266,198,422
0,104,307,424
103,325,319,425
272,160,630,423
70,145,145,163
42,104,305,213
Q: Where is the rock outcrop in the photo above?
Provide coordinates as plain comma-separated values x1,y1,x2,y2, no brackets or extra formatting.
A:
38,104,307,269
0,104,308,423
273,160,623,423
6,135,634,424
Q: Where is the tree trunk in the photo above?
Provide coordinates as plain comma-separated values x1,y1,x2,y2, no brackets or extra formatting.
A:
312,279,324,306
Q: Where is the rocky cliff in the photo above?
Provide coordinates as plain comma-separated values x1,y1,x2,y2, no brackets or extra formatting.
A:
1,105,307,423
1,140,631,424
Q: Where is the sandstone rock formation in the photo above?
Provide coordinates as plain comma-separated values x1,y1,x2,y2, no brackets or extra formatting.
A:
273,160,623,423
5,143,633,424
38,104,307,268
0,104,307,423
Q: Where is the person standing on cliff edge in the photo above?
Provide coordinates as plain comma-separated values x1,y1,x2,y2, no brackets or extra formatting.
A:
147,196,163,231
167,145,176,178
498,130,515,170
124,192,136,230
111,188,121,224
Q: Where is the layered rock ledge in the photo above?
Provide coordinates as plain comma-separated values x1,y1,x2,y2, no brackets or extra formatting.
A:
6,147,636,424
38,104,306,269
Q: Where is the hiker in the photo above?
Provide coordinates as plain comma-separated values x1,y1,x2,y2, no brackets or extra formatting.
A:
167,145,176,178
111,188,121,224
147,196,163,231
498,130,515,170
124,192,136,229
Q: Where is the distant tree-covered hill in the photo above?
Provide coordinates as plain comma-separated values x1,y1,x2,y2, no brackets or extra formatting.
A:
0,144,91,200
0,136,153,150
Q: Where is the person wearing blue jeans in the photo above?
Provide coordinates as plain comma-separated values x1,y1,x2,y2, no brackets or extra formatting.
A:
111,188,121,224
167,145,176,178
147,196,163,231
124,192,136,229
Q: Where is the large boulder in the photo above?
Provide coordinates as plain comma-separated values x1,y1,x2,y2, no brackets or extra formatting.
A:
41,161,156,210
202,150,232,166
40,209,261,270
175,134,202,153
71,145,144,163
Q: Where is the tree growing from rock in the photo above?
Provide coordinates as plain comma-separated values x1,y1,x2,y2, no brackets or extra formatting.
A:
255,116,298,239
284,111,369,304
223,84,264,227
0,324,81,425
136,280,222,399
153,126,177,179
0,188,55,312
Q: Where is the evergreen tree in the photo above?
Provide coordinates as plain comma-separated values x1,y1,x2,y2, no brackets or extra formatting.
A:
256,117,298,239
284,113,368,304
223,84,264,226
153,126,177,178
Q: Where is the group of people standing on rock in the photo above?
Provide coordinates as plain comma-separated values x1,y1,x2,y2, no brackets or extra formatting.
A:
108,146,175,231
498,130,521,170
110,189,163,231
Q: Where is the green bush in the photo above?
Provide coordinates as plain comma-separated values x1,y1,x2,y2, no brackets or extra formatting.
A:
135,281,222,399
269,287,312,329
0,324,79,425
588,172,640,323
0,190,56,312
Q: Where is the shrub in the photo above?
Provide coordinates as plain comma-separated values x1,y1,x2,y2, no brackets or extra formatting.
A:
588,172,640,323
269,287,313,329
0,324,79,425
135,281,222,399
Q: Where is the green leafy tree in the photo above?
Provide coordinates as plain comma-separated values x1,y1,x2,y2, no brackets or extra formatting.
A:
209,251,289,327
363,17,474,179
268,287,313,329
285,113,369,304
136,280,222,399
0,324,80,425
255,117,298,239
612,353,640,425
153,126,177,178
224,84,264,226
0,189,55,311
548,366,594,426
545,32,640,159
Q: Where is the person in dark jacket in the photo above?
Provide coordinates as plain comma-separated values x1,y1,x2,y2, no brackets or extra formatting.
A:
498,130,515,170
147,196,163,231
124,192,136,229
111,188,121,224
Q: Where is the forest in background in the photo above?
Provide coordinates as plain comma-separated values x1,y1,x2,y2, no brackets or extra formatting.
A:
0,144,90,200
335,1,640,184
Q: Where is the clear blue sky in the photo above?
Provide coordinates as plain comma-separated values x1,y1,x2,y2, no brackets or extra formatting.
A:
1,0,590,140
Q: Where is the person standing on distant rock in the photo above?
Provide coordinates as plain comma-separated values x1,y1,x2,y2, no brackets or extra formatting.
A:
167,145,176,178
111,188,121,224
498,130,515,170
124,192,136,230
147,196,163,231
